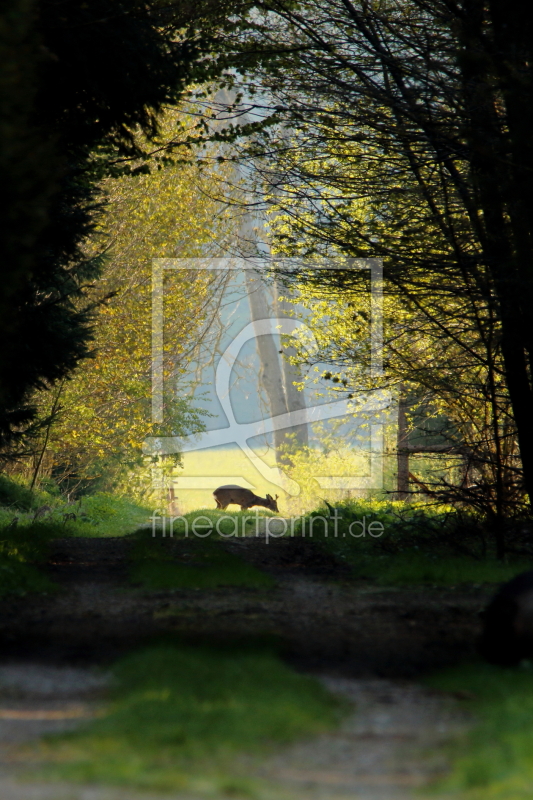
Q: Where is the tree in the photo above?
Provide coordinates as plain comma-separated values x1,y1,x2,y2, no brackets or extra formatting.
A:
26,114,235,493
0,0,243,454
244,270,308,466
277,264,520,531
215,0,533,515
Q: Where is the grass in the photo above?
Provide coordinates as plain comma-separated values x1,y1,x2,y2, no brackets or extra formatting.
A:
293,499,533,587
67,493,152,537
329,551,530,587
0,521,59,597
128,532,276,590
0,477,152,596
1,471,531,591
171,443,399,515
151,506,278,539
165,444,289,514
427,662,533,799
0,557,57,597
0,495,151,539
0,474,36,511
30,641,345,794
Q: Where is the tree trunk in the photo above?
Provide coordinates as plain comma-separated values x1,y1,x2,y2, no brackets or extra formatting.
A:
274,282,308,449
30,380,64,491
458,3,533,508
245,269,290,463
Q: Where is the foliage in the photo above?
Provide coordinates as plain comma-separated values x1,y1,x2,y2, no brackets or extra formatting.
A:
30,642,344,793
0,0,243,454
0,475,152,538
276,275,519,520
295,498,533,585
0,474,36,511
27,109,236,494
276,426,398,516
427,662,533,799
211,0,533,538
128,533,275,590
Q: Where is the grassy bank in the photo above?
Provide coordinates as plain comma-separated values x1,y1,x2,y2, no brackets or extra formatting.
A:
1,472,531,592
29,642,345,794
428,662,533,799
0,474,151,539
150,507,278,538
0,476,152,596
328,550,529,587
296,500,533,587
0,520,58,597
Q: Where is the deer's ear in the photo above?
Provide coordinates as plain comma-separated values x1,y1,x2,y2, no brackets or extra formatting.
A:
266,493,272,500
275,494,279,500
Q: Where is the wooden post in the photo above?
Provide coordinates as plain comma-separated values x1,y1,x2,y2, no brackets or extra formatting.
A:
397,391,410,499
167,487,180,516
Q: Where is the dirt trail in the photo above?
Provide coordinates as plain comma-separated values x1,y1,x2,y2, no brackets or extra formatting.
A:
0,535,488,799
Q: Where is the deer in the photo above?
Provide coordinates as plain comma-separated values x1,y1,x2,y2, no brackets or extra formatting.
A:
213,485,279,513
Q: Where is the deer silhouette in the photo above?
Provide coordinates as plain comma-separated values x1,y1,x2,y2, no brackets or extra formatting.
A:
213,485,279,512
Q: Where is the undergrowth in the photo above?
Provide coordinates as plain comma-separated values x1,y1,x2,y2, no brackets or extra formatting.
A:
297,500,533,586
29,642,345,794
0,478,151,539
0,476,151,596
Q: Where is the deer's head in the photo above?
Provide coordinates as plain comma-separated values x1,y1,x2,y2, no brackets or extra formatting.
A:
265,493,279,513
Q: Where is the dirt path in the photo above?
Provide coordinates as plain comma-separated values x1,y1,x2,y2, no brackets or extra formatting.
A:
0,536,488,798
0,667,472,800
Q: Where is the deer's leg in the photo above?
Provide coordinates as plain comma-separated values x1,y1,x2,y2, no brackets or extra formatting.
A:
215,498,222,509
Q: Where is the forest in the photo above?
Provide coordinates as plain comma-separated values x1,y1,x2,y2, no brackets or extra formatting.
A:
1,1,533,798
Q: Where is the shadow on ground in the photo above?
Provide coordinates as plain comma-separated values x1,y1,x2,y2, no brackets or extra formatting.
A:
0,535,489,799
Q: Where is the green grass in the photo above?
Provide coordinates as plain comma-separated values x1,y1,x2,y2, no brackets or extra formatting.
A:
31,642,345,794
427,662,533,799
0,557,57,597
68,493,152,537
128,533,276,590
153,507,278,539
0,521,59,597
0,478,152,596
0,490,152,539
155,501,533,588
166,444,287,514
294,499,533,587
330,550,531,587
0,474,36,510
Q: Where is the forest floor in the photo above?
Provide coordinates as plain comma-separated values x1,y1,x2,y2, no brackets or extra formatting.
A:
0,534,493,800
